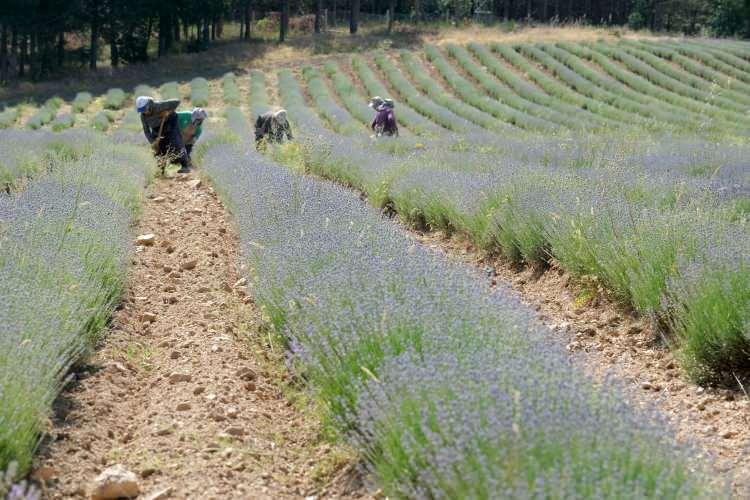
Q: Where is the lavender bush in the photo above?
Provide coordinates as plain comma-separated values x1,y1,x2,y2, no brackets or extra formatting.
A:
203,143,716,498
0,133,150,474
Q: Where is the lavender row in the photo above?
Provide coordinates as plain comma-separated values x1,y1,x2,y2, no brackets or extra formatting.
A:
203,143,713,498
266,71,749,381
0,134,150,476
0,128,99,191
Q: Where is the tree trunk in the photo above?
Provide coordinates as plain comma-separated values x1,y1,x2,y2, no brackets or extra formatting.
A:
526,0,532,19
0,23,8,83
90,1,99,70
315,0,324,33
350,0,360,33
388,0,396,32
30,31,38,80
110,25,119,67
244,4,252,40
542,0,549,19
503,0,510,19
331,0,337,26
280,0,289,42
245,2,252,40
19,32,26,77
56,31,64,68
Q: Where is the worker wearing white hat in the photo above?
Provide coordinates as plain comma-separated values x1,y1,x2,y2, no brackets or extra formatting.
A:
136,95,192,174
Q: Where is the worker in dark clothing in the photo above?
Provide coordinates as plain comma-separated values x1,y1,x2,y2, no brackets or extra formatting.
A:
371,98,398,137
255,109,293,149
136,96,191,174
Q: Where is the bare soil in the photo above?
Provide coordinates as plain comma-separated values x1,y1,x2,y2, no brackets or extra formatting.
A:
33,173,368,499
411,230,750,495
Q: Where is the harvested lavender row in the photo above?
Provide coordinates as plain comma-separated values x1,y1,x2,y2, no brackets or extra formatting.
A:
203,144,714,498
0,135,150,474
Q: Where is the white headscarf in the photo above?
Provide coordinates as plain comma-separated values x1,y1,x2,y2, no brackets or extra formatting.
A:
191,107,208,124
135,96,153,113
274,109,288,126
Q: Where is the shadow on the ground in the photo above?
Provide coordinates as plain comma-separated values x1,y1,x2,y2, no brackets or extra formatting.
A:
0,25,432,107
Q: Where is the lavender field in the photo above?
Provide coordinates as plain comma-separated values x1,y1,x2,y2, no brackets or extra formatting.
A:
1,36,748,496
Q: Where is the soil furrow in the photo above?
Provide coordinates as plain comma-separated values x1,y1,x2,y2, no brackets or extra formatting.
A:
33,173,362,499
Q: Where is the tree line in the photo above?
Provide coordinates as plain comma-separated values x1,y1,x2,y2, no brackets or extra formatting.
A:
1,0,749,83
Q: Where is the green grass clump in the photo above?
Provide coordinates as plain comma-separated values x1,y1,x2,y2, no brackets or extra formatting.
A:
91,110,114,132
190,77,210,107
26,107,55,130
159,81,181,100
0,108,19,129
103,88,127,109
72,92,93,113
133,84,156,98
51,113,75,131
221,72,241,105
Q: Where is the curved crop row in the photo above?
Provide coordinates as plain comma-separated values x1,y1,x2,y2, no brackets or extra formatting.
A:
399,50,510,132
591,43,750,128
535,44,692,128
302,66,362,135
373,52,478,132
424,45,555,131
559,43,735,132
0,134,150,474
514,44,647,126
686,41,750,81
542,43,698,129
618,41,750,111
204,142,715,499
631,41,750,98
350,55,443,136
467,43,609,128
490,43,622,128
445,44,584,130
668,41,750,86
322,61,380,128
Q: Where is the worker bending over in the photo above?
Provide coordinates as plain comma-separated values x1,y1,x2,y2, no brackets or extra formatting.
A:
178,107,208,164
369,96,399,138
136,96,191,174
255,109,293,149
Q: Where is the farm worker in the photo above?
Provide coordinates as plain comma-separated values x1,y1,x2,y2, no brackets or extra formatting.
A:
255,109,293,148
136,95,192,174
368,95,385,111
177,107,208,162
371,98,398,138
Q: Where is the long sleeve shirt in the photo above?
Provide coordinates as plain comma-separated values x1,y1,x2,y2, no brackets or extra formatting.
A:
255,112,293,142
140,99,181,144
177,111,204,145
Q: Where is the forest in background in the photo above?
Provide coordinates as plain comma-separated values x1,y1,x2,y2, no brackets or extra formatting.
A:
1,0,750,83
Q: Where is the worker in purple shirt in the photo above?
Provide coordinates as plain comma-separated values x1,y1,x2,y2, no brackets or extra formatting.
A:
369,96,399,138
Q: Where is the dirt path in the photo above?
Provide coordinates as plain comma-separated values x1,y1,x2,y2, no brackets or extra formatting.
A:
411,231,750,495
34,173,361,499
